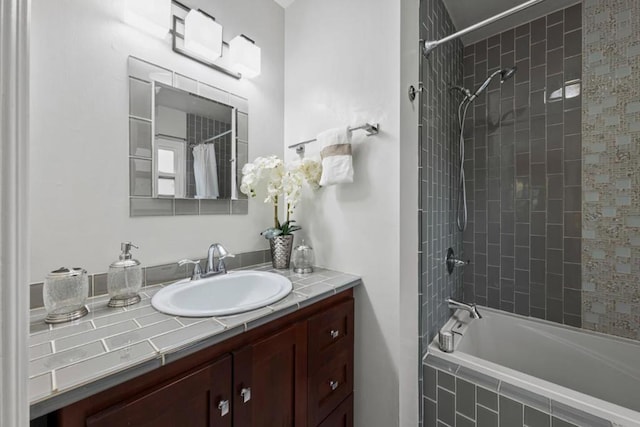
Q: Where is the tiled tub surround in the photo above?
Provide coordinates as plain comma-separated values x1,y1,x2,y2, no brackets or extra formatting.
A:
29,248,272,310
581,0,640,340
461,4,583,327
28,264,361,418
423,307,640,427
419,0,465,353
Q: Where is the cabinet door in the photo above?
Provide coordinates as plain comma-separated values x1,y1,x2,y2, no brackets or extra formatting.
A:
85,355,233,427
233,323,307,427
318,395,353,427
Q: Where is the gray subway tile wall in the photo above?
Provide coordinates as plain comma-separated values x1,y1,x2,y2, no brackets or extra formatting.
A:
422,355,614,427
462,4,583,327
419,0,464,351
419,1,464,424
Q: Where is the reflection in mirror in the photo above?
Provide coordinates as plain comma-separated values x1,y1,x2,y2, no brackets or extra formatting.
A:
127,56,249,217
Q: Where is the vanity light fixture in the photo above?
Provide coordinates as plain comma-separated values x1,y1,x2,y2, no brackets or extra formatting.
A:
124,0,172,39
169,1,261,80
229,35,261,78
184,9,223,61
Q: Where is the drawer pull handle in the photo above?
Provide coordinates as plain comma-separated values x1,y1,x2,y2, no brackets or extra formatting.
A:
240,387,252,403
218,399,230,416
329,380,339,391
330,330,340,339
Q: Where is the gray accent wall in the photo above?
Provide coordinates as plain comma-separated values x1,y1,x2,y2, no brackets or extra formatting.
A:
422,354,613,427
419,0,464,352
419,0,465,424
461,4,583,327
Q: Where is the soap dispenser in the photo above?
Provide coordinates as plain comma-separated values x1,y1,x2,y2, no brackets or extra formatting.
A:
107,242,142,307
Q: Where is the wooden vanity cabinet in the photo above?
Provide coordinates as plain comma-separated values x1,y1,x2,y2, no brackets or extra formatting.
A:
56,290,353,427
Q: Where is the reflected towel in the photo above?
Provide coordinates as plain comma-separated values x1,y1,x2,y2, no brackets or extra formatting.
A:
193,144,220,199
318,127,353,186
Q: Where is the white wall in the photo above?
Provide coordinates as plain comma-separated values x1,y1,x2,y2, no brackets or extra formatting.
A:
284,0,419,425
29,0,284,281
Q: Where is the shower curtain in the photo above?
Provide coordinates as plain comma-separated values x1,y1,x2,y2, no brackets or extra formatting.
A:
192,144,220,199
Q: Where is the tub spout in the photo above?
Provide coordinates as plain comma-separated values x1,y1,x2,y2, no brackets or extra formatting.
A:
446,298,482,319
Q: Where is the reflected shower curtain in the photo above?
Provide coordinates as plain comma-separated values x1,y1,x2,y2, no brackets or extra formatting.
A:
192,144,220,199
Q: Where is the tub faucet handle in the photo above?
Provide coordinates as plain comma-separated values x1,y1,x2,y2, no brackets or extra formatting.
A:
446,297,482,319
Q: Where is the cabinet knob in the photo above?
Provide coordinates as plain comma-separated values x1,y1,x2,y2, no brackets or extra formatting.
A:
218,399,230,417
329,380,339,391
240,387,252,403
330,329,340,339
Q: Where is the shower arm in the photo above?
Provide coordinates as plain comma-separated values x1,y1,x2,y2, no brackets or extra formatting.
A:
423,0,546,57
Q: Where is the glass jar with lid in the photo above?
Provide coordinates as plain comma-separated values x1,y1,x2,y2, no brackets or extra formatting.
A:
43,267,89,323
292,240,314,274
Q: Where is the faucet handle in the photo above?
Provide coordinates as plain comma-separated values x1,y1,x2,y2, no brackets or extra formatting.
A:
178,259,202,280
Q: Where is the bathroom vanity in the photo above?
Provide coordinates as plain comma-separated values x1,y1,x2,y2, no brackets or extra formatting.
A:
29,267,358,427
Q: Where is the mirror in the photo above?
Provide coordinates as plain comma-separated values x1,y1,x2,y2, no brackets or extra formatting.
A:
128,56,248,217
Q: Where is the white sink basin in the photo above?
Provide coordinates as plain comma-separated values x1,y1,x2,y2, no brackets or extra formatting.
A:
151,271,293,317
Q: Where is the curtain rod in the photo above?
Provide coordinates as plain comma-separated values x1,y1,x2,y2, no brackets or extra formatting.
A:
423,0,546,57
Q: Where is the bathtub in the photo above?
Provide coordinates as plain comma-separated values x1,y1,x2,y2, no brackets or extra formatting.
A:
425,307,640,427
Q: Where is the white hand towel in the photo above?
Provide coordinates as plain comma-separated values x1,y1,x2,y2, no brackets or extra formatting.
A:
318,127,353,186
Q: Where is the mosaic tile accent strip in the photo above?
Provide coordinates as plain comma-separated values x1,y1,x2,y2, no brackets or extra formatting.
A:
461,4,583,328
28,264,360,413
29,249,271,309
581,0,640,341
423,355,615,427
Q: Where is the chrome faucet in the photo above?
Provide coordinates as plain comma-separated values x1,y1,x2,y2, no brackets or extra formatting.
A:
446,298,482,319
206,243,235,275
178,259,203,280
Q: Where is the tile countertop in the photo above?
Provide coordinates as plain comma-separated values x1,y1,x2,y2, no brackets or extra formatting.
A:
29,263,361,418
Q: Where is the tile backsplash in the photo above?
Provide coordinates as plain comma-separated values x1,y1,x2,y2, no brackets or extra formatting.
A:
461,4,583,328
29,249,271,309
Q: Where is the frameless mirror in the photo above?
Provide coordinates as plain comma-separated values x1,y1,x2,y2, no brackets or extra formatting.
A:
128,57,249,216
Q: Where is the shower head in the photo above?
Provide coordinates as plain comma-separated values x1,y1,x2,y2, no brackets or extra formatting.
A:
500,66,517,83
469,66,518,101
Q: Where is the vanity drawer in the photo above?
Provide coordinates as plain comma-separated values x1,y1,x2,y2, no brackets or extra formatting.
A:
308,346,353,426
308,298,353,368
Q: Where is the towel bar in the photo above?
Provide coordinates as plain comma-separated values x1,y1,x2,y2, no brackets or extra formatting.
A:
287,122,379,157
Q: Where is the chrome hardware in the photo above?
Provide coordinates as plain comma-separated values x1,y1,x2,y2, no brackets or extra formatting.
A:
178,259,202,280
445,247,469,275
218,399,230,416
438,330,454,353
446,297,482,319
329,380,339,391
330,330,340,339
408,85,423,101
206,243,235,276
240,387,251,403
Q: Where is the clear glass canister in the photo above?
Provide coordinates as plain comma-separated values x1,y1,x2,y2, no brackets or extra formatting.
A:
292,240,314,274
43,267,89,324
